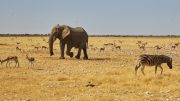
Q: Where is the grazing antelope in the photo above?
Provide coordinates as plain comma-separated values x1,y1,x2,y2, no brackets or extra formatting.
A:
104,43,109,46
16,46,21,52
171,45,177,50
107,43,114,46
42,46,48,50
115,46,121,50
136,41,142,44
86,82,96,87
34,46,39,50
89,44,94,47
138,44,146,51
154,45,162,50
26,55,35,68
100,47,105,52
154,45,162,53
137,41,147,51
0,56,19,68
171,43,179,50
135,54,172,75
142,42,148,46
16,42,20,45
138,42,148,51
174,42,180,46
91,47,98,51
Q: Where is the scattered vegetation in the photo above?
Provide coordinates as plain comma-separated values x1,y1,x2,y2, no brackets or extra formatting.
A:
0,36,180,100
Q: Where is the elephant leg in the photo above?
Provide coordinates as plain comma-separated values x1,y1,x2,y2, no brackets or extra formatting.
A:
83,47,88,60
60,42,65,59
66,45,73,58
75,48,82,59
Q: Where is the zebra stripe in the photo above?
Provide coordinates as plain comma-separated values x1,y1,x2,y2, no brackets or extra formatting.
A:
135,54,172,75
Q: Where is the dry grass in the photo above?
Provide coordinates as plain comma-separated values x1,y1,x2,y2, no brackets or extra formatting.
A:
0,36,180,101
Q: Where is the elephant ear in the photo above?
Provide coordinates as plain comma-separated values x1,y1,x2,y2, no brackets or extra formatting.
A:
62,25,70,39
51,24,60,35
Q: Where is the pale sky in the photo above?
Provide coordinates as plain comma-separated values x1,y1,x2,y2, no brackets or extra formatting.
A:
0,0,180,35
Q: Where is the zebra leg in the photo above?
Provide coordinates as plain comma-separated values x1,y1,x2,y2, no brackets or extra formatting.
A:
141,65,145,76
159,65,163,75
135,61,142,75
155,66,158,74
135,64,141,75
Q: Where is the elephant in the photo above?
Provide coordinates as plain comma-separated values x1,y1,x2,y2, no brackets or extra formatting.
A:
49,24,88,59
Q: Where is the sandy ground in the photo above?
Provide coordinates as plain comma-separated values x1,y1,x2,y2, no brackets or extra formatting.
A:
0,36,180,101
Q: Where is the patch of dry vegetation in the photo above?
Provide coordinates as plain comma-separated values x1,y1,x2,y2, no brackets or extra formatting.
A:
0,36,180,101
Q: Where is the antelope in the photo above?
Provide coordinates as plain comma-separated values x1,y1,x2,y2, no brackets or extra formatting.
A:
115,46,121,50
91,47,98,51
138,44,146,51
26,55,35,68
137,42,148,51
142,42,148,46
34,46,39,50
42,46,48,50
174,42,180,46
171,43,180,50
100,47,105,52
107,43,114,46
154,45,162,50
89,44,94,47
16,46,21,52
171,45,177,50
0,56,19,68
104,43,109,46
16,42,20,45
136,41,142,44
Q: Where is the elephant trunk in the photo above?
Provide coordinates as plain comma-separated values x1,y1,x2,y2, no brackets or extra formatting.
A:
49,34,55,56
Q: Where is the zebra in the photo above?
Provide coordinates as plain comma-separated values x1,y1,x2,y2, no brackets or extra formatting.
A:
135,54,172,75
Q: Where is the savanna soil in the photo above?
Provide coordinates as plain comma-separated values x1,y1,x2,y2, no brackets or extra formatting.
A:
0,36,180,101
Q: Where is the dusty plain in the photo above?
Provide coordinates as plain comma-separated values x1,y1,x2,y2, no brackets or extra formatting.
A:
0,36,180,101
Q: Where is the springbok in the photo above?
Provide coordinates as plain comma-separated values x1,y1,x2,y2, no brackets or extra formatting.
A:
26,54,35,68
0,56,19,68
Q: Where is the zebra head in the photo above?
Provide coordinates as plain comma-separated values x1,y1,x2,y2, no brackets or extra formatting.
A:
167,58,172,69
